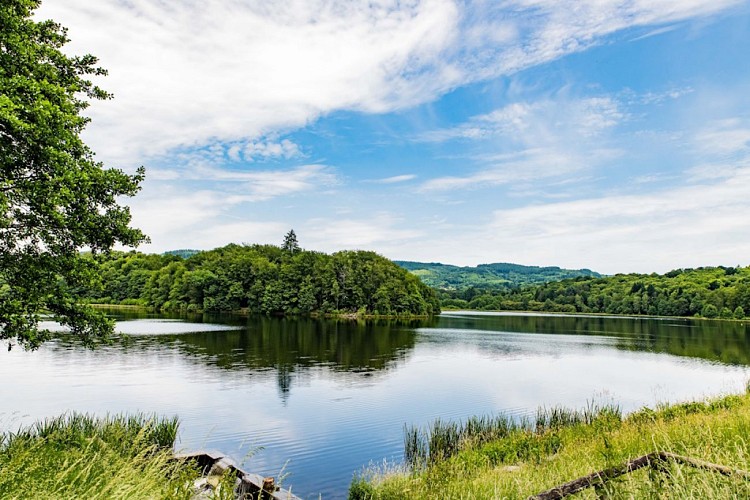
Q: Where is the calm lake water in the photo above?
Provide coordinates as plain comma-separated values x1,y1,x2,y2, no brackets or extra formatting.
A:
3,310,750,498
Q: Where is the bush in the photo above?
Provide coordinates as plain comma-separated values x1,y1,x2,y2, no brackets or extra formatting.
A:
701,304,719,318
349,476,377,500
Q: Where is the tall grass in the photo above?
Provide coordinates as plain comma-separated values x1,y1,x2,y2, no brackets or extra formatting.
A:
0,413,198,500
403,402,621,469
352,392,750,500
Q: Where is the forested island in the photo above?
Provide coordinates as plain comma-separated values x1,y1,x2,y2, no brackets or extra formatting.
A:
438,265,750,319
79,233,440,317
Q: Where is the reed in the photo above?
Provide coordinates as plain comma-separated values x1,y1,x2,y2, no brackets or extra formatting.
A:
0,413,197,500
352,392,750,500
403,402,620,469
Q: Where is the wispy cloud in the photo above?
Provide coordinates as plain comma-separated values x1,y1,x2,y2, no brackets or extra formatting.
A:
693,119,750,157
421,97,624,143
230,139,302,162
399,115,750,273
482,164,750,273
420,96,624,191
420,149,581,191
636,86,694,105
39,0,742,164
629,24,680,42
367,174,417,184
127,184,303,252
151,164,338,201
305,213,423,250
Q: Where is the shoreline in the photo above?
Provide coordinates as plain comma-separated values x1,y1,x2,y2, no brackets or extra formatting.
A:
86,302,434,320
88,302,747,323
440,307,749,322
352,388,750,498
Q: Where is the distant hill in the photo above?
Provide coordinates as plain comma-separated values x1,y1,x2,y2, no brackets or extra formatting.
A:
440,265,750,319
162,249,201,259
395,261,601,290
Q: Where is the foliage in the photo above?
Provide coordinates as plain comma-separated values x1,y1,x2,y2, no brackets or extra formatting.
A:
282,229,300,254
80,243,440,317
0,0,146,348
352,390,750,499
0,413,198,499
396,260,600,291
442,265,750,319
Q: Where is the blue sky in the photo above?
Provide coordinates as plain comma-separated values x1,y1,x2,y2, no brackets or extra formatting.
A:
40,0,750,274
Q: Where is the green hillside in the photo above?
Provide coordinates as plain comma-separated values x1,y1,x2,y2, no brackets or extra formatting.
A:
162,249,200,259
395,261,601,290
442,265,750,318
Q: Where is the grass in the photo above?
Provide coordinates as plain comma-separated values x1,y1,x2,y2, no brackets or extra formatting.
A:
402,402,622,470
351,391,750,499
0,413,200,500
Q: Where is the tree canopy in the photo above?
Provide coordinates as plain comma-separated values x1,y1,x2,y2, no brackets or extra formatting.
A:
0,0,146,348
78,244,440,317
440,265,750,319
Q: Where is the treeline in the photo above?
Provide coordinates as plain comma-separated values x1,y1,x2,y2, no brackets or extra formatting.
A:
79,243,440,317
396,260,599,290
440,266,750,319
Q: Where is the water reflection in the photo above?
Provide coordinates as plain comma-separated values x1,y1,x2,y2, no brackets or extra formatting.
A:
438,312,750,365
164,318,422,400
89,313,429,397
53,311,750,399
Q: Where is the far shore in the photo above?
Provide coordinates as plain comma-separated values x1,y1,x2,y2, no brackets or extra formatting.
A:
86,303,432,320
87,302,748,323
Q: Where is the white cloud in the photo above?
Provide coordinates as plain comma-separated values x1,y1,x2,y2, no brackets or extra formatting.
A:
636,86,694,105
420,97,624,191
422,97,624,143
420,149,581,191
388,166,750,274
127,189,232,244
480,166,750,273
629,24,680,42
367,174,417,183
127,187,290,252
684,120,750,182
192,164,338,201
693,119,750,157
39,0,460,164
399,116,750,273
242,139,302,161
38,0,741,164
184,221,290,250
126,164,338,250
147,164,338,201
304,214,423,251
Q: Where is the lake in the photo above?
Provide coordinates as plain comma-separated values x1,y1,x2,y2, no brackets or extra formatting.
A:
2,310,750,498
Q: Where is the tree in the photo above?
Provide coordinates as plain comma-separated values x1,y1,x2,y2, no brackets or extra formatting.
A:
282,229,300,254
733,306,745,320
701,304,718,319
1,0,146,348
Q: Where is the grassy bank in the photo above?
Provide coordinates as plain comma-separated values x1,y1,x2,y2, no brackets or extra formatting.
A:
0,413,199,499
351,390,750,499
